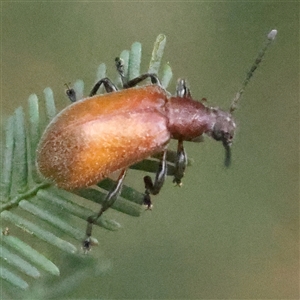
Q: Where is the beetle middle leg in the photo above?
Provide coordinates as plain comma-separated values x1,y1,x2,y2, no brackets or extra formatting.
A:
83,169,127,251
172,79,191,185
143,150,167,209
173,139,187,186
115,57,161,89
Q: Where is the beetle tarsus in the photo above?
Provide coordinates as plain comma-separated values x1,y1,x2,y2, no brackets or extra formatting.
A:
143,192,153,210
83,214,101,251
82,235,99,252
65,84,77,102
115,57,127,86
223,142,232,168
83,237,92,252
173,140,187,185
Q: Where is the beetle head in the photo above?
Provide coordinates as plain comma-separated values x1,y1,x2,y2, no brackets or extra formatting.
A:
209,109,236,167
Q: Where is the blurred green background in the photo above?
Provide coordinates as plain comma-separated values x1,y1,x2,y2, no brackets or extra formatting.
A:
1,2,299,299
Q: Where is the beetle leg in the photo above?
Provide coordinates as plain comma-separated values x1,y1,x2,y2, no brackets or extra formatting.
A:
65,84,77,102
125,73,161,89
173,139,187,186
176,78,192,98
115,57,127,87
115,57,162,89
143,150,167,209
83,169,127,251
89,78,118,96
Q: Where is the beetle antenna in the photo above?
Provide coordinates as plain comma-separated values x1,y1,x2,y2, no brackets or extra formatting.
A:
223,142,231,168
229,29,277,113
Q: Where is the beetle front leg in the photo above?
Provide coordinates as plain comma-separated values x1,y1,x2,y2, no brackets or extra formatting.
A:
83,169,127,251
143,150,167,209
173,139,187,186
176,78,192,99
172,80,189,186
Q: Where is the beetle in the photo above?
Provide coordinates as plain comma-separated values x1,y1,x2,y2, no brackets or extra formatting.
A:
36,30,277,250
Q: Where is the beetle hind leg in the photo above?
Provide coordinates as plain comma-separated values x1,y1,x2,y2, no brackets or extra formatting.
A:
89,78,118,96
115,57,162,89
143,150,167,209
83,169,127,251
65,78,118,103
